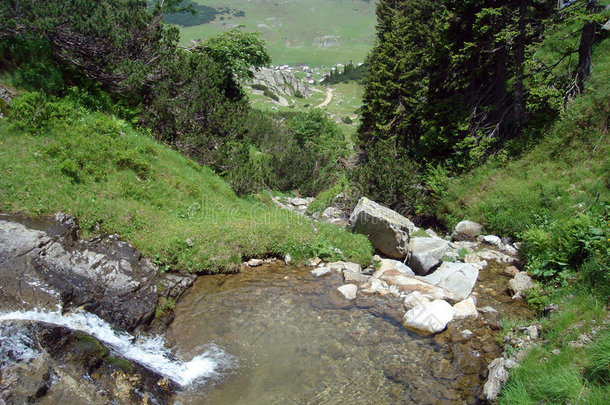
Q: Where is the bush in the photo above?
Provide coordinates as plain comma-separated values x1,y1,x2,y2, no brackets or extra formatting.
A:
251,83,268,91
263,89,279,102
114,149,151,179
520,209,609,289
9,91,82,131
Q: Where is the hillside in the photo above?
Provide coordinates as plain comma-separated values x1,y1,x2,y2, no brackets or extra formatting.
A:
0,93,373,273
176,0,377,66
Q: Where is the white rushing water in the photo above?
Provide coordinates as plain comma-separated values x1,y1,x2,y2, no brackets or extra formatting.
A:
0,308,232,387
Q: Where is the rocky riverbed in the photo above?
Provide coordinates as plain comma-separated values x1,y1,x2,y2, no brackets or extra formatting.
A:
1,210,535,403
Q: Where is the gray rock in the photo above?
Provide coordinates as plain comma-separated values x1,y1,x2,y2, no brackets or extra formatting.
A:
311,267,332,277
452,297,478,320
0,84,10,119
451,220,483,241
408,237,450,275
251,68,311,99
337,284,358,300
157,273,196,300
327,261,361,274
403,291,431,310
247,258,264,267
483,357,510,401
425,229,438,238
526,325,539,340
0,215,158,331
373,258,415,278
360,277,389,295
403,300,454,335
343,270,370,284
348,197,414,259
380,271,462,304
483,234,502,246
416,262,479,301
322,206,343,219
508,272,536,295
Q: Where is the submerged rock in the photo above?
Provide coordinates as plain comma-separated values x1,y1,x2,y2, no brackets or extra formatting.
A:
337,284,358,300
503,265,520,277
403,300,454,335
403,291,432,310
348,197,414,259
311,267,332,278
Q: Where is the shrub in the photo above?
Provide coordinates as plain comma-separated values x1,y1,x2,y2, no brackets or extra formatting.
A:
520,210,609,288
251,83,268,91
59,158,81,183
114,149,151,179
263,89,279,102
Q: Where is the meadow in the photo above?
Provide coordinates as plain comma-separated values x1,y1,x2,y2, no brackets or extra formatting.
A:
178,0,377,67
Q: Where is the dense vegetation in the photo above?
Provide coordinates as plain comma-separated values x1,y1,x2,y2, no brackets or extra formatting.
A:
0,0,350,199
356,0,608,206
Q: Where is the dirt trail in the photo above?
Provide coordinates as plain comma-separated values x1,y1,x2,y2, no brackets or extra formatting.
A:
316,88,334,108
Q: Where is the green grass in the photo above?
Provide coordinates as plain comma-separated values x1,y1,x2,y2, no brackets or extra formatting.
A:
0,100,373,273
178,0,376,67
498,290,609,405
436,38,610,237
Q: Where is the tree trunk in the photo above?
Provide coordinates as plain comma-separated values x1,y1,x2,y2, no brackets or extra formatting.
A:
514,0,527,128
576,0,599,92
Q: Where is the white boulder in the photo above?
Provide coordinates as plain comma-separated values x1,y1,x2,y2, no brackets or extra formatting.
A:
337,284,358,300
403,300,454,335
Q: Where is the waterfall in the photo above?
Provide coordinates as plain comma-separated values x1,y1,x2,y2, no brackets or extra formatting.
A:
0,308,232,387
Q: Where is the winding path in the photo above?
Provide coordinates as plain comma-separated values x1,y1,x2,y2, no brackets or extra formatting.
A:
316,88,334,108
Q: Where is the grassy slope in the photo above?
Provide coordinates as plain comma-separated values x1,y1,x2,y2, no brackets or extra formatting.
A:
436,38,609,237
499,291,609,404
0,107,372,273
179,0,377,67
